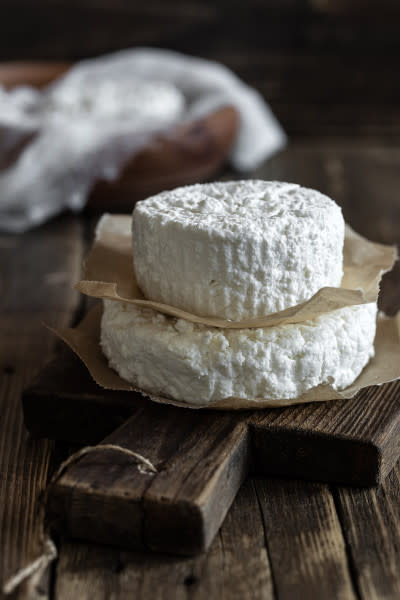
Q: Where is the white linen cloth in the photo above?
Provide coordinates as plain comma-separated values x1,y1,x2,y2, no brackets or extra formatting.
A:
0,48,286,232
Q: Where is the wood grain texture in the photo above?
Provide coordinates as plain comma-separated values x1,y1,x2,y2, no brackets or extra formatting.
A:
254,477,357,600
47,404,250,554
251,380,400,486
0,217,83,599
333,460,400,599
24,343,400,556
23,346,146,444
51,472,400,600
54,479,274,600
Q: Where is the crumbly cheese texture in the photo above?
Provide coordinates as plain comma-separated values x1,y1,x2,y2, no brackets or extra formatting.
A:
100,300,376,405
132,181,345,320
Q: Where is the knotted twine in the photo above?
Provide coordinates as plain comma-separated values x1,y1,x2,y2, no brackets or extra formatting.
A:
2,444,157,595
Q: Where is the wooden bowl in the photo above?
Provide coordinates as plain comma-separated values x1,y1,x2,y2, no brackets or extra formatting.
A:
0,61,239,212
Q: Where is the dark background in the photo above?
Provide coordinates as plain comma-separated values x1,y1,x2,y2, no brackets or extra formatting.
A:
1,0,400,137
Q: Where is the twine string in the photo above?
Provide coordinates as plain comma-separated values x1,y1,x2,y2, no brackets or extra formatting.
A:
2,444,158,595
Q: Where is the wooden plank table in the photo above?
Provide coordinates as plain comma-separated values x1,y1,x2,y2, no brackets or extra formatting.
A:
1,138,400,600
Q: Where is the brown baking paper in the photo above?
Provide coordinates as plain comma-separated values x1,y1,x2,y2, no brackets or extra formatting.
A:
76,214,397,329
51,303,400,410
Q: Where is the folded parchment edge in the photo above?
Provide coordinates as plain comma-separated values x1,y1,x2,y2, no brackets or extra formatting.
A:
75,216,398,329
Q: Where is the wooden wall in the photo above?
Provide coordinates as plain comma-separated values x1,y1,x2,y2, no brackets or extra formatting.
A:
1,0,399,137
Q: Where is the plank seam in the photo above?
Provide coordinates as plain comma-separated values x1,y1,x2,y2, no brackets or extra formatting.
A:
330,485,363,600
253,478,278,600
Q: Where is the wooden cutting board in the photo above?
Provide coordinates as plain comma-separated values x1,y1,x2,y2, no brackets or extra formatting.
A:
23,345,400,555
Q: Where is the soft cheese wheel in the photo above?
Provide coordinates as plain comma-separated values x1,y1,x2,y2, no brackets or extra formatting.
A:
132,181,345,320
101,300,376,406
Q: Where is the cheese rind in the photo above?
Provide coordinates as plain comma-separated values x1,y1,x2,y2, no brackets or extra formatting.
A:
132,181,345,320
100,300,376,406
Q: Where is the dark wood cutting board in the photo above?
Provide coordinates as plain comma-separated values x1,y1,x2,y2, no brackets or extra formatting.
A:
23,345,400,555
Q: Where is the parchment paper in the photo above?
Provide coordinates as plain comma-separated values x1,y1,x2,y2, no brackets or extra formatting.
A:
52,303,400,410
76,214,397,329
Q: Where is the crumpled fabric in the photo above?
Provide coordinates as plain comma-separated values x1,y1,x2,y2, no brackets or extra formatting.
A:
0,48,286,233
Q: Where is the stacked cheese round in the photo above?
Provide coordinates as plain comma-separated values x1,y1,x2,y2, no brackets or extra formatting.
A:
101,300,376,405
132,180,345,320
100,179,376,406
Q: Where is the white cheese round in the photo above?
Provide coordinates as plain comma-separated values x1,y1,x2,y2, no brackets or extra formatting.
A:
132,181,345,320
100,300,376,406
